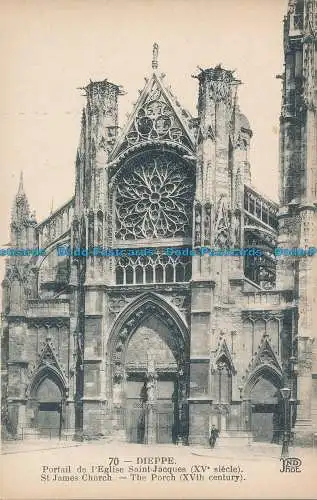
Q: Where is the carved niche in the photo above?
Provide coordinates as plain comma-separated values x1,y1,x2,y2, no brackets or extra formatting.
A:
194,201,202,246
208,68,234,107
214,195,232,248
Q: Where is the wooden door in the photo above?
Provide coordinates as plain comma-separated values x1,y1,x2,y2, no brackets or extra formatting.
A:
37,402,61,437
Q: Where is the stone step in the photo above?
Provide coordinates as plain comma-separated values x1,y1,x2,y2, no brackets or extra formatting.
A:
216,440,251,447
214,431,253,447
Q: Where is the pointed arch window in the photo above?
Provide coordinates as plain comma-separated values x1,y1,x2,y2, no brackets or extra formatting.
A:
115,253,191,285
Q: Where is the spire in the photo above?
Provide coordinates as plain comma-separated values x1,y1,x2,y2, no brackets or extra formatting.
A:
152,42,159,70
12,172,29,219
17,171,24,198
11,173,34,245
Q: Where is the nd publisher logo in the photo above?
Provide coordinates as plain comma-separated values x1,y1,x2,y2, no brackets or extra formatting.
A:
280,457,302,473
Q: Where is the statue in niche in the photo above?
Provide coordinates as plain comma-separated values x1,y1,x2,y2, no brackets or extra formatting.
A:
10,279,22,313
136,383,147,445
119,328,129,342
113,382,122,405
195,205,201,246
216,230,230,249
97,217,103,245
204,203,212,245
88,220,94,247
140,381,148,404
232,211,241,248
214,196,231,249
97,257,103,275
115,340,124,354
24,270,35,299
147,377,156,404
72,221,79,247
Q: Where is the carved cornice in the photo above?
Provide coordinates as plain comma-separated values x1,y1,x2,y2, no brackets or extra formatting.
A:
27,318,70,328
242,310,285,322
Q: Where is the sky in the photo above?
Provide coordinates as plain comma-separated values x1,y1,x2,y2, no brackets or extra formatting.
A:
0,0,288,266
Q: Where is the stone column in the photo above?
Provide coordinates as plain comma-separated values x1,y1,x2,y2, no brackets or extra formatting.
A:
110,372,126,442
239,401,244,432
294,337,313,445
177,370,188,444
16,401,27,437
189,280,215,445
64,399,76,438
82,285,108,438
145,359,158,445
242,399,252,432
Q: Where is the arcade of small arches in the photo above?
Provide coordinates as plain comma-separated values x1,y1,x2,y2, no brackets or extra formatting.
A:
115,253,191,285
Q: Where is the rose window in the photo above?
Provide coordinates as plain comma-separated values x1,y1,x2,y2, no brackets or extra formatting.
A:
115,156,193,240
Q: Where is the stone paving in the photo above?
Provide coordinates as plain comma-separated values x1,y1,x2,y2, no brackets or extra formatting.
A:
1,438,85,455
2,437,316,460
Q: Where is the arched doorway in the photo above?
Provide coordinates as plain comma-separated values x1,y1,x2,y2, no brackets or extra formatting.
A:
109,296,189,444
247,368,282,443
30,374,65,438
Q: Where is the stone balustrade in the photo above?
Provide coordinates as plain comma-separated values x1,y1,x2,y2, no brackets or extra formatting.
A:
27,299,70,318
243,290,293,309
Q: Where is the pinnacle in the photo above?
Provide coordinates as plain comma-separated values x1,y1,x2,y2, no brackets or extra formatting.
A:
17,171,24,198
152,42,159,71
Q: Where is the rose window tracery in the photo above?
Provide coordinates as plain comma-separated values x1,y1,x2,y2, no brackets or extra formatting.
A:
115,156,193,240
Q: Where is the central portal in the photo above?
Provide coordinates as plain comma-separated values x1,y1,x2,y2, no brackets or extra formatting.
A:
125,373,178,444
110,301,188,444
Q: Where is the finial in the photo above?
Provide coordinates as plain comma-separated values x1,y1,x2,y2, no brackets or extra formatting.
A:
288,0,296,14
17,171,24,197
152,42,159,70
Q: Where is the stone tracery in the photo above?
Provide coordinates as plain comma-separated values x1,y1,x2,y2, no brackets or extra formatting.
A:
115,155,193,240
117,78,193,154
115,252,191,285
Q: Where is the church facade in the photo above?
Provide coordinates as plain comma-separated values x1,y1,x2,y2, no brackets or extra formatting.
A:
2,0,316,446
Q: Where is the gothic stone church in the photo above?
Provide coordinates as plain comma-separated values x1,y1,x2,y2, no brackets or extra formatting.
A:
2,1,317,446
